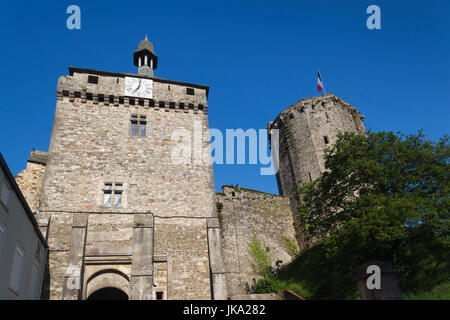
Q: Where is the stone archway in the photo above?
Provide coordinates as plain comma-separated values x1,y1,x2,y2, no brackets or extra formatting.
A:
85,269,130,300
87,287,128,300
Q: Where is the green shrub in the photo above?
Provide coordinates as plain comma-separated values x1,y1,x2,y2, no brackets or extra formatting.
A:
248,233,272,278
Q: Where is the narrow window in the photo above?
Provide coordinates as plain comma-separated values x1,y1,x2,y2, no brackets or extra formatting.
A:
325,112,329,120
0,223,5,256
88,75,98,84
156,291,164,300
9,243,25,295
324,136,329,144
114,184,123,207
131,115,138,136
28,264,40,299
139,116,147,137
103,183,112,207
231,192,235,197
168,85,171,91
0,181,10,208
35,241,41,259
308,173,312,182
186,88,195,95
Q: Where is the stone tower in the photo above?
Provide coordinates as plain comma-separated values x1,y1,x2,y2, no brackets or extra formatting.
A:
35,36,227,300
268,94,366,249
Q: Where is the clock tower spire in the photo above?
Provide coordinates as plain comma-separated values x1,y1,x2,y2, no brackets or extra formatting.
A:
133,35,158,77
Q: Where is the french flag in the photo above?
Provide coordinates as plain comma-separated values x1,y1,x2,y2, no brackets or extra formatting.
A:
317,71,324,92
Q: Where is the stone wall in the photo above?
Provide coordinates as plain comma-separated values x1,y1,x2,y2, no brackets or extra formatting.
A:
15,150,48,212
37,68,226,299
216,186,297,296
268,94,366,248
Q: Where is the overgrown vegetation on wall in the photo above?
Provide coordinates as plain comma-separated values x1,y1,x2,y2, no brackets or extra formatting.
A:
256,131,450,299
248,233,272,279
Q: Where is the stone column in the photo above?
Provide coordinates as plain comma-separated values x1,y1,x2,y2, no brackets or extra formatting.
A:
130,214,154,300
354,260,403,300
62,214,88,300
207,218,228,300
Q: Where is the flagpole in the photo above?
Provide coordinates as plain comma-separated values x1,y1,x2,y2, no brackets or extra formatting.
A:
319,69,327,95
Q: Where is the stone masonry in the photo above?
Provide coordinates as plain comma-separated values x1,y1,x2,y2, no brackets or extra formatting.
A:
15,150,48,212
216,186,298,296
24,37,227,300
14,37,367,300
268,94,366,249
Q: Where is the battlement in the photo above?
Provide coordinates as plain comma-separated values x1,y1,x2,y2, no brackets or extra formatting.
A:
28,149,48,165
268,93,365,132
56,67,209,115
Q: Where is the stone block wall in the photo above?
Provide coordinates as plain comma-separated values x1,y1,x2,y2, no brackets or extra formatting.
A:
15,150,48,212
36,68,225,299
216,186,297,296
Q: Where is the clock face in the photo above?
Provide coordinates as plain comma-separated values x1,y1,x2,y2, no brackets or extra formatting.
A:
124,77,153,99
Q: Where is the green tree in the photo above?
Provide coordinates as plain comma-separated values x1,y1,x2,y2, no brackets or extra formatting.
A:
298,131,449,265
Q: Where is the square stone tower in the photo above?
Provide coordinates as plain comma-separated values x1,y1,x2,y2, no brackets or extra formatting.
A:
37,36,227,300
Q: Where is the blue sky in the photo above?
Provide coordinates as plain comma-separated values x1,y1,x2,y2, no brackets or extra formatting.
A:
0,0,448,194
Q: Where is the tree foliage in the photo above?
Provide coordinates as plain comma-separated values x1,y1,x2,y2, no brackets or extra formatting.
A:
298,130,449,263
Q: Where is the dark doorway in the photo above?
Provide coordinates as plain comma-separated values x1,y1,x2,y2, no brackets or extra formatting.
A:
87,287,128,300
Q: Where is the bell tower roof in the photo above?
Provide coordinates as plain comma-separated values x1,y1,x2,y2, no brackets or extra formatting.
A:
133,35,158,70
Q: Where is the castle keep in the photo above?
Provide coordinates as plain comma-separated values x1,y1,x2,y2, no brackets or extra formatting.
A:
16,37,365,299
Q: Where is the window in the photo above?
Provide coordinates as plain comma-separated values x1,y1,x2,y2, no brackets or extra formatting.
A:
131,115,147,137
28,264,40,300
88,75,99,84
323,136,329,144
88,75,98,84
186,88,195,95
0,181,11,208
103,183,123,208
9,243,25,295
0,223,5,256
156,291,164,300
35,241,41,259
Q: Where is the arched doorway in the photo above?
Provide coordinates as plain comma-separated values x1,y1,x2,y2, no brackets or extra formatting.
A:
84,269,130,300
87,287,128,300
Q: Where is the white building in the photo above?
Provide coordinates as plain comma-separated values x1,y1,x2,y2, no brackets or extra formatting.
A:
0,153,47,299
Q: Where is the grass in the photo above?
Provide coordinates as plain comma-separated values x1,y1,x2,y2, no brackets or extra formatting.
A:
403,282,450,300
254,233,449,300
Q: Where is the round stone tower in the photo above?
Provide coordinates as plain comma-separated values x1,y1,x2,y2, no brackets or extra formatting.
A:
268,93,366,249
